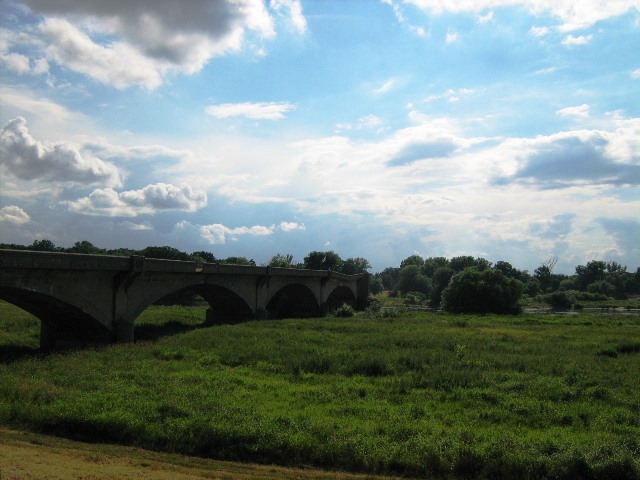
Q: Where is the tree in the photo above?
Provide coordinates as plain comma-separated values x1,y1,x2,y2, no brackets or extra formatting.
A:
441,267,523,314
575,260,606,290
30,239,58,252
378,267,400,291
303,251,342,271
341,257,371,275
430,266,454,308
66,240,104,255
269,253,294,268
140,246,191,261
400,255,424,269
450,256,480,272
398,265,431,296
423,257,449,277
534,265,552,293
369,277,384,295
191,251,216,263
222,256,255,265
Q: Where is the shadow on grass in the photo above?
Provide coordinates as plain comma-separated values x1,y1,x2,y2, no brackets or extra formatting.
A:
134,319,211,343
0,344,41,363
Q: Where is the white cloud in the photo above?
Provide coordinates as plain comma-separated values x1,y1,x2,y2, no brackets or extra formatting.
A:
270,0,307,34
0,117,122,187
478,11,494,23
424,88,474,103
561,34,593,46
279,221,305,231
374,79,396,95
199,223,275,245
632,69,640,79
0,205,30,224
14,0,306,89
445,31,460,43
40,18,164,90
556,104,590,119
205,102,295,120
1,52,31,74
529,26,550,37
402,0,640,31
64,183,207,216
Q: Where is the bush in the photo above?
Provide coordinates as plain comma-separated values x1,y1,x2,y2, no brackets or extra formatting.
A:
334,303,355,317
441,267,523,314
543,291,573,310
404,291,426,306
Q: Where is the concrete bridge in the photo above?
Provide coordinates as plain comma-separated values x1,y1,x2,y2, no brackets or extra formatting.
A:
0,250,369,349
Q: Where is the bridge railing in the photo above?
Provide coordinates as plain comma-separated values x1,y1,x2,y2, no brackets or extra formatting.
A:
0,250,367,280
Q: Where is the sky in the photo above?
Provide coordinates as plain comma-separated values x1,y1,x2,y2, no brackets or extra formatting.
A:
0,0,639,274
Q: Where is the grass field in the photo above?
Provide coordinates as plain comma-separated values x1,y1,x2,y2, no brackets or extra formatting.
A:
0,300,639,479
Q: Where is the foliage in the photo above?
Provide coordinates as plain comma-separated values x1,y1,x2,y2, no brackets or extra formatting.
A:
1,303,639,478
543,291,574,311
397,265,431,296
441,267,523,314
399,254,424,269
403,291,426,306
268,253,295,268
340,257,371,275
140,246,192,261
222,256,255,266
333,303,355,317
377,267,400,290
303,251,343,271
368,277,384,295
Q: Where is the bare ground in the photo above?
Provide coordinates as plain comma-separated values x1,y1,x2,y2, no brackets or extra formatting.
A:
0,428,399,480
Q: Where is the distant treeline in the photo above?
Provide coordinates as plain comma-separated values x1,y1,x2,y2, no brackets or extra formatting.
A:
0,240,371,275
372,255,640,312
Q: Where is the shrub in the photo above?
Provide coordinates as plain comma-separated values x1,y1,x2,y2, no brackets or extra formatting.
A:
404,291,426,306
441,267,523,314
334,303,355,317
543,291,573,311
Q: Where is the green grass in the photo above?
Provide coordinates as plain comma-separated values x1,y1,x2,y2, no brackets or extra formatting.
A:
1,300,639,478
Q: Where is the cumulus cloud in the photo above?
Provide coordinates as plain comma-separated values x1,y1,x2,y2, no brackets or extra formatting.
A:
529,26,550,36
632,69,640,79
492,128,640,189
205,101,295,120
199,223,275,244
0,117,122,187
279,221,305,231
0,205,30,224
64,183,207,216
529,213,576,239
16,0,306,89
597,218,640,255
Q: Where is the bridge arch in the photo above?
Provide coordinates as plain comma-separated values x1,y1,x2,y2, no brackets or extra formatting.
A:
0,286,112,348
325,285,358,312
266,283,321,319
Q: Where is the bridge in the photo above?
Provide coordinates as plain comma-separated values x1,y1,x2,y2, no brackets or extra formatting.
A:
0,250,369,349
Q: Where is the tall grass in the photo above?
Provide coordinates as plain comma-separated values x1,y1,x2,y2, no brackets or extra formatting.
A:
1,300,639,478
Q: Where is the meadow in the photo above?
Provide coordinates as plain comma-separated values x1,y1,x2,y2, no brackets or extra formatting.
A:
0,300,639,479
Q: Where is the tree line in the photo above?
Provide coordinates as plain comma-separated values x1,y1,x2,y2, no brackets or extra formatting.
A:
371,254,640,313
2,240,638,314
0,240,371,275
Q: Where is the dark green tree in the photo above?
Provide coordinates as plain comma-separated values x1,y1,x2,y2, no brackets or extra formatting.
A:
400,255,424,269
269,253,294,268
303,251,343,271
441,267,523,314
140,246,191,261
190,251,216,263
66,240,104,254
369,277,384,295
430,266,454,308
378,267,400,291
398,265,431,295
423,257,449,277
340,257,371,275
31,239,58,251
575,260,606,290
223,256,255,265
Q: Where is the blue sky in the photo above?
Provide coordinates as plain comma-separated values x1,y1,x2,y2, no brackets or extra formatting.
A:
1,0,639,273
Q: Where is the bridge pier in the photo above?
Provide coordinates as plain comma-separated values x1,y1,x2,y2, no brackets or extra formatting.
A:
40,321,57,351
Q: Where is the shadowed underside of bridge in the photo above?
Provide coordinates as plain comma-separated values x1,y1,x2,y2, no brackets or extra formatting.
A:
0,250,369,349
